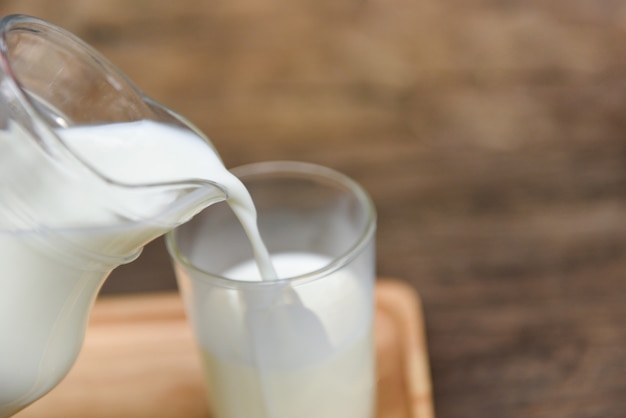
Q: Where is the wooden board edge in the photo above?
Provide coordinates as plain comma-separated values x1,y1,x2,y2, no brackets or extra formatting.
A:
377,278,435,418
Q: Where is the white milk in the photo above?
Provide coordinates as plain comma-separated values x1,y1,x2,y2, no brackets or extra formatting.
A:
191,252,375,418
59,121,277,279
0,119,372,418
0,120,274,416
201,332,374,418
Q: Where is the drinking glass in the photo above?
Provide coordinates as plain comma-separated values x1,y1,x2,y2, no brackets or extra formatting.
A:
166,161,377,418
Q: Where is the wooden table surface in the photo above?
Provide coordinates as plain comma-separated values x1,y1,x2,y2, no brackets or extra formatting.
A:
1,1,625,417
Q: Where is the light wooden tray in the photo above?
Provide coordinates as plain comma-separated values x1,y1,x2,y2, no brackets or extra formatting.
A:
15,279,434,418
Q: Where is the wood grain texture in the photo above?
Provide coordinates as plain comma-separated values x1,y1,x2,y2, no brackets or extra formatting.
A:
1,1,625,417
14,280,432,418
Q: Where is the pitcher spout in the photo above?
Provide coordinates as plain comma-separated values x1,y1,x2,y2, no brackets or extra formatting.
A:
1,13,237,264
0,14,231,246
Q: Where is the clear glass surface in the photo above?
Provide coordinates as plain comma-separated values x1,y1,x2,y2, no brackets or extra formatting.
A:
167,161,377,418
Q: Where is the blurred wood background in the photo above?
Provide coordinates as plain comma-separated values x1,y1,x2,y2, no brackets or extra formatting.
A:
1,1,625,417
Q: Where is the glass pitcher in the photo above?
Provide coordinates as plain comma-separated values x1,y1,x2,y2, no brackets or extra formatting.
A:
0,14,227,416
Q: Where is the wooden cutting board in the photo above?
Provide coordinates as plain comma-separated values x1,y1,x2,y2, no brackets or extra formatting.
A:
15,279,433,418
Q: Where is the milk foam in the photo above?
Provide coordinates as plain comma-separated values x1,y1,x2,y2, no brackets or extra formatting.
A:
222,252,331,281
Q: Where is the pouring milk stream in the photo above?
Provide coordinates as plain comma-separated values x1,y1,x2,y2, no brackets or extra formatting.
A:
0,15,372,418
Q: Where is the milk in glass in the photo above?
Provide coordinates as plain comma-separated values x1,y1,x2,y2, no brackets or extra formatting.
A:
203,253,375,418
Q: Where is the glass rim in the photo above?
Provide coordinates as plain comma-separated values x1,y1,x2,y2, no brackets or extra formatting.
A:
165,160,377,289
